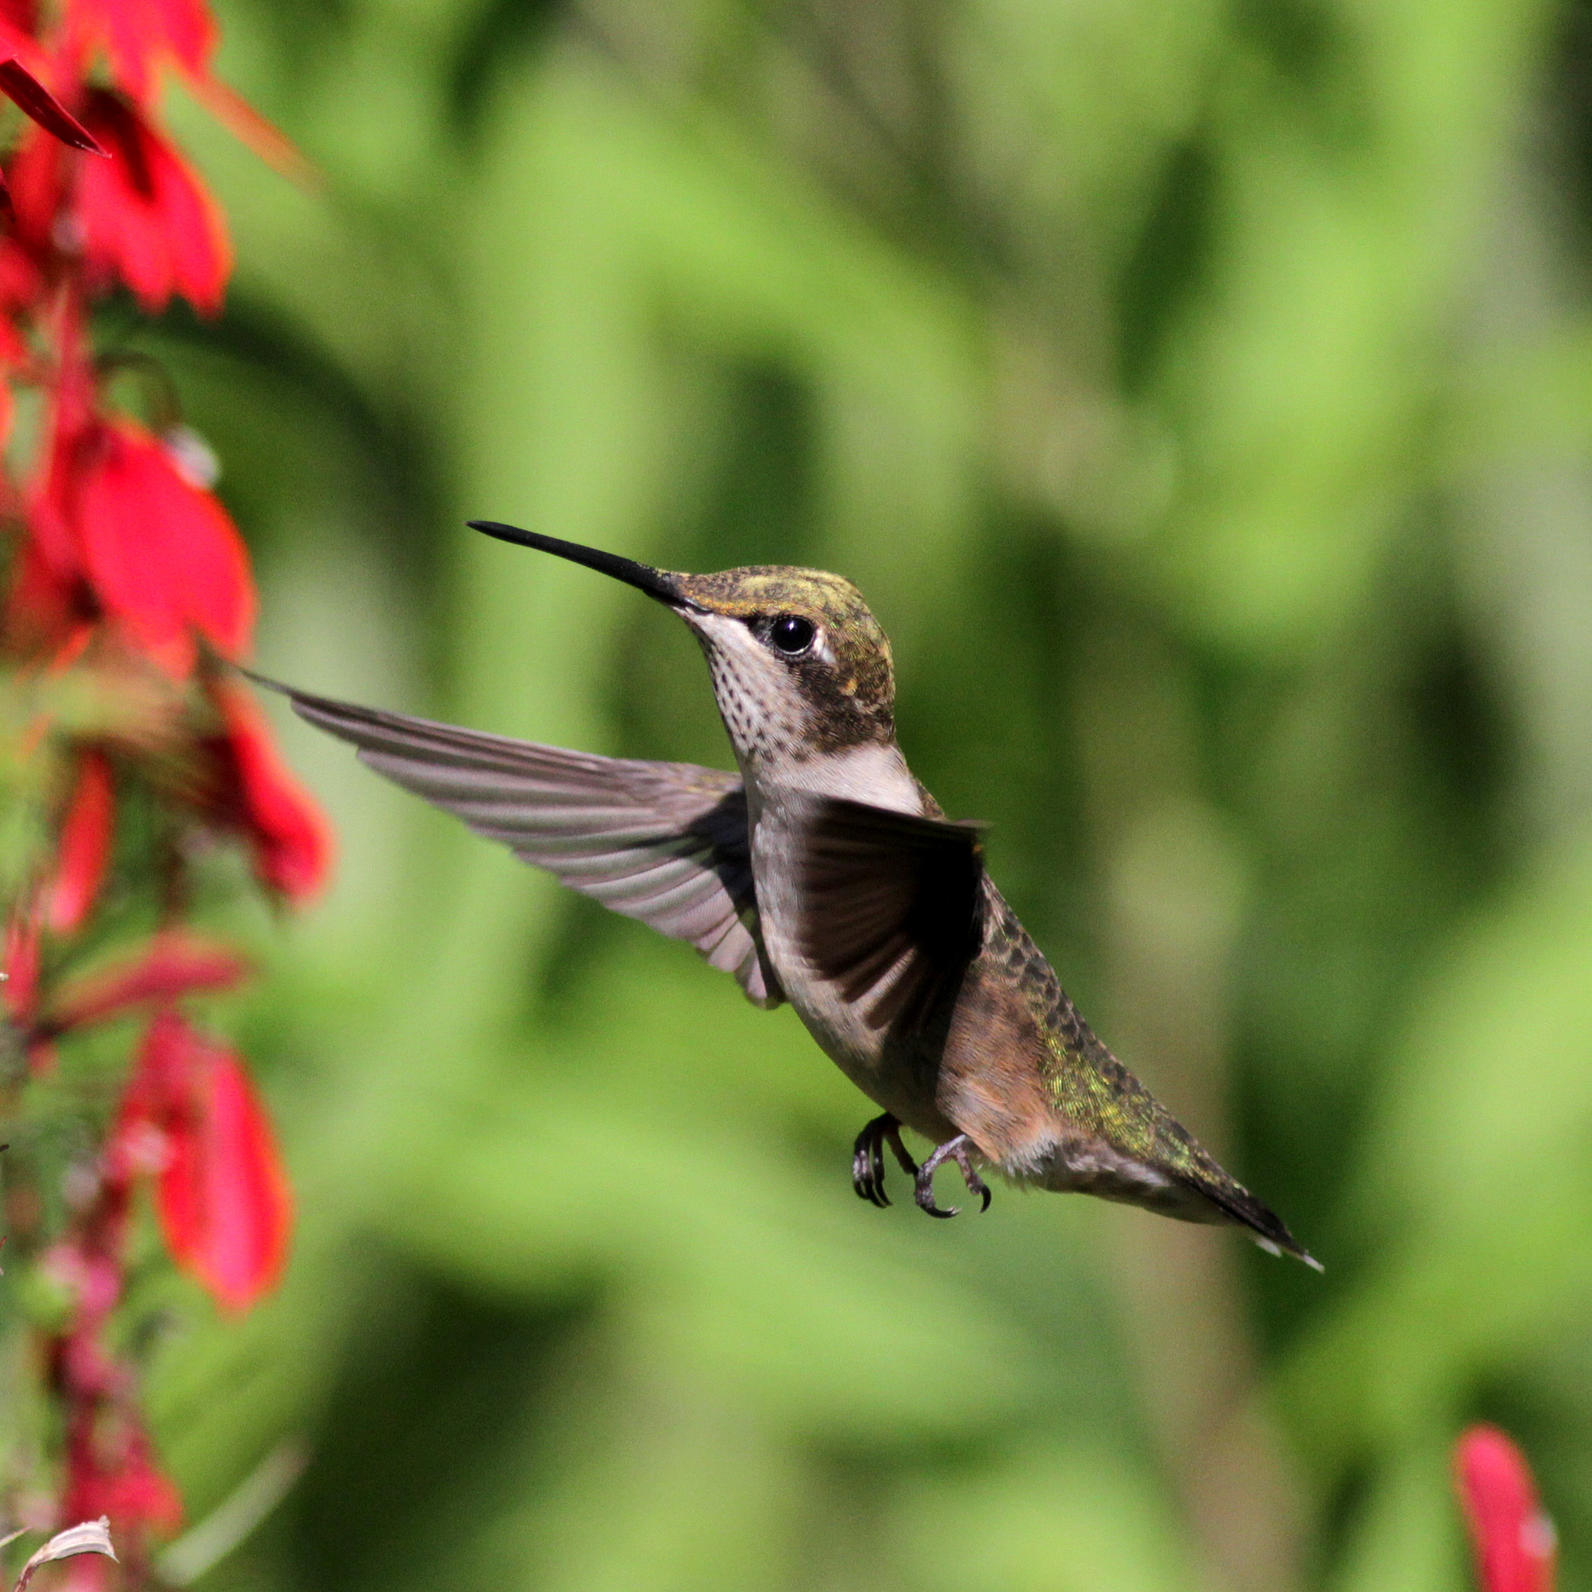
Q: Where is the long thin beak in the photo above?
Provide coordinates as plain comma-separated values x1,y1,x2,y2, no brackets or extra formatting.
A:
469,521,697,610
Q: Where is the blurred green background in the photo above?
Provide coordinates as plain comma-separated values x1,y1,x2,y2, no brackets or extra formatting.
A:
132,0,1592,1586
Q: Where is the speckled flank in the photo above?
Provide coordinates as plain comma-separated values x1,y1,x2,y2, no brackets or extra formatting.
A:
964,882,1301,1247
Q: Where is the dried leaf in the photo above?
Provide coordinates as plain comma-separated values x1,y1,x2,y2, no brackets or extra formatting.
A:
12,1518,117,1592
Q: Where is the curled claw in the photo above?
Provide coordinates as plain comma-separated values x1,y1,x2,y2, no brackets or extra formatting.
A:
851,1113,918,1208
914,1134,992,1219
852,1120,888,1207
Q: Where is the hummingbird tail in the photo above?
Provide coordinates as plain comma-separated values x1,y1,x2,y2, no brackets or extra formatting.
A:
1180,1172,1323,1272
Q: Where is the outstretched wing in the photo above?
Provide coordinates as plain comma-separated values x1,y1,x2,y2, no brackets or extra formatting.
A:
794,796,984,1033
255,676,782,1007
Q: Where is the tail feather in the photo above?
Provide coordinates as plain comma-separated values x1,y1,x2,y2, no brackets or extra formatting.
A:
1180,1171,1322,1271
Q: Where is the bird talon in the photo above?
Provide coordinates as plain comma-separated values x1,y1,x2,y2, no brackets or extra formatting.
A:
852,1160,885,1207
916,1182,959,1219
852,1116,889,1206
852,1113,919,1208
914,1133,992,1221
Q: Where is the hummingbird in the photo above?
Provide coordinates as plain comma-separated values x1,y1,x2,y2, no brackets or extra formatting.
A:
260,521,1317,1268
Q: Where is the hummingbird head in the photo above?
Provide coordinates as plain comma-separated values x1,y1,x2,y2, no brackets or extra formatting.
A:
670,564,896,762
470,522,896,768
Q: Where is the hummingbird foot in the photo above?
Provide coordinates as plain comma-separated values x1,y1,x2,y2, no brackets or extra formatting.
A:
852,1113,920,1207
914,1134,992,1219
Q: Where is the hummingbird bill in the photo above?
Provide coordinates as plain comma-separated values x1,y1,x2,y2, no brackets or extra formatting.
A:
258,522,1318,1269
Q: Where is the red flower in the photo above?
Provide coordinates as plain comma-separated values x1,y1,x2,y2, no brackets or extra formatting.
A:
117,1012,292,1311
4,906,57,1071
0,53,104,228
44,749,115,933
3,906,42,1024
1456,1425,1556,1592
29,408,254,672
0,8,38,56
202,679,332,903
0,120,60,284
62,1410,182,1536
43,929,249,1033
1,0,321,1559
75,89,230,314
63,0,215,104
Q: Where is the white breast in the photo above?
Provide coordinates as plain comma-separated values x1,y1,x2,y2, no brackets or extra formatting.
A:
746,742,934,1117
753,741,923,816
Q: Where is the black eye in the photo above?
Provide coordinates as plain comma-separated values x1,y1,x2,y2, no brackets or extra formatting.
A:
768,614,816,656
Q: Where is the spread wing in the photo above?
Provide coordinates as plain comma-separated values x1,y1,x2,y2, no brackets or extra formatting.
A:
254,676,782,1008
795,796,984,1033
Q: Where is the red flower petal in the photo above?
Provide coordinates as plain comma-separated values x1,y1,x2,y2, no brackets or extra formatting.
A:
125,1013,292,1311
2,115,66,253
161,1045,292,1310
3,907,42,1023
75,90,230,314
205,680,333,903
79,422,253,659
0,7,39,53
63,0,215,102
1456,1425,1556,1592
63,1413,183,1536
44,750,115,933
0,537,89,657
37,414,254,671
46,930,249,1033
2,907,58,1071
0,240,38,337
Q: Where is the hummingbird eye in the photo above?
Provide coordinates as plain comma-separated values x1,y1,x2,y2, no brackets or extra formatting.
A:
768,614,816,657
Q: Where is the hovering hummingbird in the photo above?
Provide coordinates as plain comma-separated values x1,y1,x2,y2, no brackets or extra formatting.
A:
261,521,1317,1267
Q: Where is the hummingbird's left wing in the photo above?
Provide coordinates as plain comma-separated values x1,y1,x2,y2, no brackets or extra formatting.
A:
250,677,783,1008
795,797,985,1034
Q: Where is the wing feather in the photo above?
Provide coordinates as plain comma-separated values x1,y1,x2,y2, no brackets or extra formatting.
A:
795,796,984,1034
255,676,781,1007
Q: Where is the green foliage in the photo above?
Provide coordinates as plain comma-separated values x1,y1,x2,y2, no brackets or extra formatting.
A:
129,0,1592,1585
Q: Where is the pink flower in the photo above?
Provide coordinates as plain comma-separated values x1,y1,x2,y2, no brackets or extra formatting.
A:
1456,1425,1556,1592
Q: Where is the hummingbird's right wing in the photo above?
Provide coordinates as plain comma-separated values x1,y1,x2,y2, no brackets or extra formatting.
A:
795,797,985,1034
252,677,783,1008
